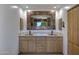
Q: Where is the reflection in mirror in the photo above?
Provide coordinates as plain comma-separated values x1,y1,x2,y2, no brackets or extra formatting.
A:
27,11,56,30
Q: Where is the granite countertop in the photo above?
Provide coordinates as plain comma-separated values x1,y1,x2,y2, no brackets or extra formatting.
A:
19,36,63,38
19,30,63,37
19,34,63,37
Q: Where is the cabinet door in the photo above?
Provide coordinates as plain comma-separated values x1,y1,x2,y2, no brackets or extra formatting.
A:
56,37,63,52
19,38,29,53
46,37,63,53
46,37,56,52
36,37,46,53
28,38,36,52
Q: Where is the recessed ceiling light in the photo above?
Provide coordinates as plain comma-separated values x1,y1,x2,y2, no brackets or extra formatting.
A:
11,6,18,8
26,6,29,8
51,10,55,12
53,6,56,8
64,6,70,10
28,10,31,12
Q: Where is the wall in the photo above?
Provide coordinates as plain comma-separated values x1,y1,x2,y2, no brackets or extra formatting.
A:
62,9,68,55
58,8,68,55
20,10,62,36
0,5,19,55
20,9,68,54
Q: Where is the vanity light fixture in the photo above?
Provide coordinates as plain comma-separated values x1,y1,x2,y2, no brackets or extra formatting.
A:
11,6,18,8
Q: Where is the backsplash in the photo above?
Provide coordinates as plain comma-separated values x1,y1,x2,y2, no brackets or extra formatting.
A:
19,30,62,36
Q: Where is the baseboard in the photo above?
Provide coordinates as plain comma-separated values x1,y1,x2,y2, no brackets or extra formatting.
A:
0,50,19,55
19,52,63,55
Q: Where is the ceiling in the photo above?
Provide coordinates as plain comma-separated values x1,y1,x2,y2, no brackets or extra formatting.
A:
17,4,75,11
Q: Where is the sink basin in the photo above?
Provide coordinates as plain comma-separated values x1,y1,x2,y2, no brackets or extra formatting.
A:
32,34,55,36
32,34,51,36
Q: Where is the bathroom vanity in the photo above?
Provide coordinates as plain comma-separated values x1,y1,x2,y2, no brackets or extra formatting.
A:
19,36,63,54
19,10,63,54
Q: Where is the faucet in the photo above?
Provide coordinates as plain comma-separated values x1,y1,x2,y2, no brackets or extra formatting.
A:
29,30,32,35
51,30,53,35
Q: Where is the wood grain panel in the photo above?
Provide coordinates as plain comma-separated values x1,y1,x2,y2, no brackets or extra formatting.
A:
28,38,36,52
19,38,29,53
36,38,46,53
46,37,56,52
19,36,63,54
68,5,79,55
68,41,73,55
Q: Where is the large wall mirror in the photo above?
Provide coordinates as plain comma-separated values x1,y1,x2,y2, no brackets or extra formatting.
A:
27,11,56,30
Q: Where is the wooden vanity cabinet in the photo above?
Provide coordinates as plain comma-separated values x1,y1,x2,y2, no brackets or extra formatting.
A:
19,36,63,54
